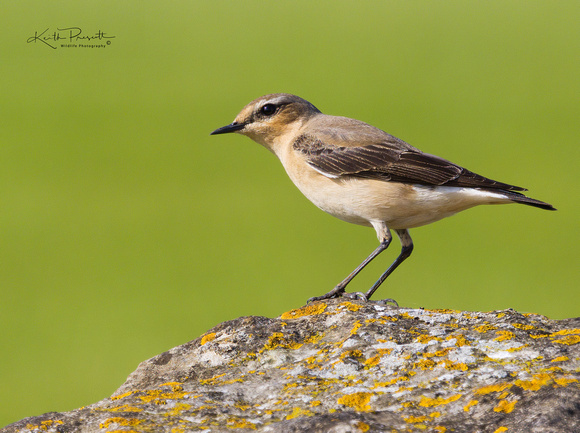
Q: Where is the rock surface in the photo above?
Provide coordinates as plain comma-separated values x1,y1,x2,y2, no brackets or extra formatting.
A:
3,300,580,433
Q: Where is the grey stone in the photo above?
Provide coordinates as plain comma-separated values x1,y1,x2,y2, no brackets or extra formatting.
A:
3,300,579,433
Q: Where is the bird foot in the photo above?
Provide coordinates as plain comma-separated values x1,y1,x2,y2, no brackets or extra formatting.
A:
307,288,399,307
375,297,399,307
342,291,368,301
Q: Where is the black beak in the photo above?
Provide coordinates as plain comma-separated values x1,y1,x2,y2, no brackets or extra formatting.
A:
210,122,246,135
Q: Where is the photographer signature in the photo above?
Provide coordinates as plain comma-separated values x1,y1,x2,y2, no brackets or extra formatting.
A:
27,27,115,49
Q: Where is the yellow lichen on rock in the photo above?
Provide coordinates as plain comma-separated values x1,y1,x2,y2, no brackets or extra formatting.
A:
418,394,462,407
404,415,429,423
338,301,362,311
226,417,256,429
494,399,517,413
337,392,372,412
464,400,478,412
515,373,551,391
99,417,142,429
416,334,440,344
285,407,314,420
263,332,303,350
447,334,471,346
355,421,371,432
106,404,143,413
280,303,327,320
550,356,569,363
494,330,516,342
200,332,216,345
552,335,580,345
166,403,192,417
512,323,535,331
475,383,512,395
111,390,136,401
364,354,381,367
474,324,497,333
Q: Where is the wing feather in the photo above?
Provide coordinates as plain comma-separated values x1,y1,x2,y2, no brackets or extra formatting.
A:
293,133,525,191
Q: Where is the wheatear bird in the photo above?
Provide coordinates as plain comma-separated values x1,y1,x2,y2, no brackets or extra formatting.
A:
211,94,555,303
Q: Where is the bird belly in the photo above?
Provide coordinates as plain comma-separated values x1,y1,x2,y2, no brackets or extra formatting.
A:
285,165,509,229
278,148,510,229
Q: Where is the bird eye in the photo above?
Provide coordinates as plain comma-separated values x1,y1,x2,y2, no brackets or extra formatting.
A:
260,104,277,116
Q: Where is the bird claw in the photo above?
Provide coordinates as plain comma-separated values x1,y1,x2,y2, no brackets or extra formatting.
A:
376,298,399,307
307,290,398,306
343,292,368,302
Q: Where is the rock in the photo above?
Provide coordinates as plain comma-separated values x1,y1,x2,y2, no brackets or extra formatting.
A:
3,300,579,433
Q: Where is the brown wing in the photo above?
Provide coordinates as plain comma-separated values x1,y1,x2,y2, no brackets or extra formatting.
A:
293,133,526,191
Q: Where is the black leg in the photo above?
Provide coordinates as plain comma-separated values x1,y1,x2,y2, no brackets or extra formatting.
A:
307,229,393,303
364,229,413,300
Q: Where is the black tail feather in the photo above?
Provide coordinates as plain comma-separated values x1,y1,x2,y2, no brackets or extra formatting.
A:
501,190,556,211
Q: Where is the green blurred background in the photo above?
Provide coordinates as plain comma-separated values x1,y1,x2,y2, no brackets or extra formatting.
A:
1,0,578,427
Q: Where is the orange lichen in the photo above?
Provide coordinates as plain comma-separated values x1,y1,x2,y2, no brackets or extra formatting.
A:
438,360,469,371
167,403,192,416
553,377,579,387
418,394,462,407
26,420,65,431
494,330,516,342
529,334,548,339
99,417,142,429
494,399,517,413
474,324,497,333
337,392,372,412
372,376,408,389
550,329,580,336
416,334,440,344
494,428,509,433
107,404,143,412
515,373,551,391
350,321,362,336
201,332,216,345
226,418,256,429
161,382,183,392
507,345,528,352
512,323,535,331
340,350,364,360
464,400,478,412
447,334,471,346
280,303,327,320
414,359,436,370
338,301,362,311
285,407,314,420
404,415,429,423
423,348,452,358
550,356,569,363
552,335,580,345
199,373,226,385
475,383,512,395
139,388,188,404
364,354,382,367
263,332,303,350
111,390,136,400
355,421,371,432
428,309,459,314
